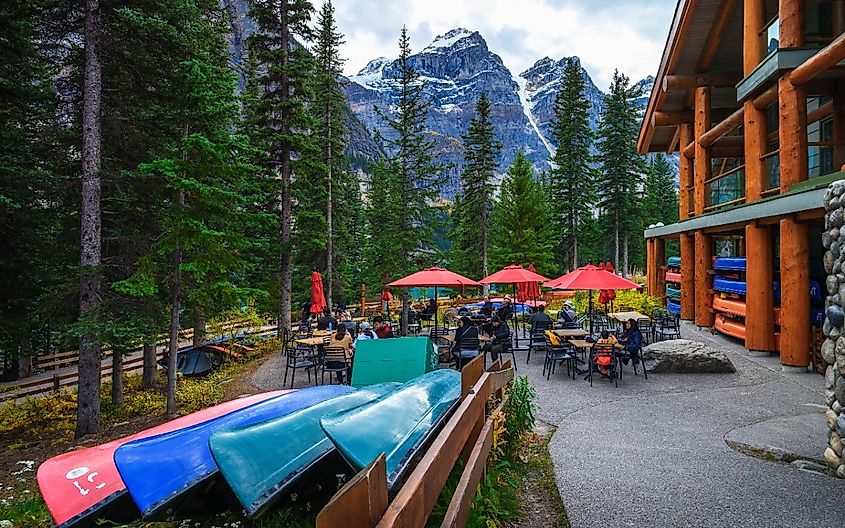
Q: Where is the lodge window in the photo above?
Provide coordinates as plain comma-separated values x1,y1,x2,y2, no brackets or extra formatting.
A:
807,96,835,178
805,1,845,44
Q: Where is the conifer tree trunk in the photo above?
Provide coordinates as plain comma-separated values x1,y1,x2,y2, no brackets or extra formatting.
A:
76,0,103,438
613,210,620,271
166,189,184,418
326,102,333,309
480,171,489,295
142,338,157,390
573,237,579,270
279,0,293,335
193,310,205,347
623,233,629,277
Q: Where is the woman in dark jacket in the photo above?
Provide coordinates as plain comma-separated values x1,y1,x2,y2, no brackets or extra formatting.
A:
454,316,480,350
617,318,643,364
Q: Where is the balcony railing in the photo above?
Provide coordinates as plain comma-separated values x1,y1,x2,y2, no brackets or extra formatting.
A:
761,149,780,196
704,165,746,212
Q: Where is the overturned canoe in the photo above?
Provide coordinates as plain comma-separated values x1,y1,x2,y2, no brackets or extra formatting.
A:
665,286,681,300
665,271,681,283
115,385,351,520
210,383,398,518
321,369,461,491
36,391,287,528
713,276,746,295
714,257,746,271
667,299,681,314
667,256,681,267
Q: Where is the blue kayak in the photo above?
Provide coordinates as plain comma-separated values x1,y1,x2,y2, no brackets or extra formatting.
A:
713,276,746,295
210,383,399,518
115,385,353,520
714,257,746,271
320,369,461,490
667,299,681,314
666,256,681,268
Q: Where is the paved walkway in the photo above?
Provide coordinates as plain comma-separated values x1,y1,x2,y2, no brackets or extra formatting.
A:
519,322,845,527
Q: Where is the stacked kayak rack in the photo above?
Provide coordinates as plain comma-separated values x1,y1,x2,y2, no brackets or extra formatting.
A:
711,256,824,348
665,256,681,315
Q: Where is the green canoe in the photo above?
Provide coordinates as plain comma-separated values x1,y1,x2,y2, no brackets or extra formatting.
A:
320,369,461,490
209,383,397,518
666,286,681,299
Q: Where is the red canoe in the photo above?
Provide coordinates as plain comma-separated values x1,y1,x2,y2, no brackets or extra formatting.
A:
714,314,781,350
712,296,782,325
665,271,681,283
37,391,288,528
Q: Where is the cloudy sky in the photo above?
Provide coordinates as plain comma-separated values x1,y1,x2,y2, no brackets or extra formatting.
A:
332,0,678,89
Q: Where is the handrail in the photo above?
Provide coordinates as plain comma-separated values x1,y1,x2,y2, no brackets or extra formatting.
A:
760,149,780,160
703,197,745,212
703,164,745,185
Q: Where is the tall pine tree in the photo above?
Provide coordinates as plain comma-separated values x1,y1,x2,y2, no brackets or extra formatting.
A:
450,93,502,286
247,0,316,333
371,26,448,334
490,151,555,272
595,70,646,275
549,57,595,272
642,154,679,227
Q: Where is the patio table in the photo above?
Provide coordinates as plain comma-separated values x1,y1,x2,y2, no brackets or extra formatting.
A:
552,328,589,339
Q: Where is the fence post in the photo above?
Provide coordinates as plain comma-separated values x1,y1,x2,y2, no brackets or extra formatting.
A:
316,454,388,528
52,374,60,393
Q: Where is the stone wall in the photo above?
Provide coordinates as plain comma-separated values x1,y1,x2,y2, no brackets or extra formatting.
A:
822,180,845,478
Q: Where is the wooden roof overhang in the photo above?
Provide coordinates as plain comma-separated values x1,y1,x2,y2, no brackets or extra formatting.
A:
638,0,758,155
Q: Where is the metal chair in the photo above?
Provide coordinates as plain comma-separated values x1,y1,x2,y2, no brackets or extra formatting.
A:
496,339,517,370
283,342,319,387
637,318,654,345
321,346,350,385
655,313,681,341
616,343,647,380
543,335,574,380
526,321,551,363
452,335,481,371
589,344,619,388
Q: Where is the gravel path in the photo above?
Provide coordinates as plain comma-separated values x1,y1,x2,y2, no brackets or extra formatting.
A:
518,322,845,528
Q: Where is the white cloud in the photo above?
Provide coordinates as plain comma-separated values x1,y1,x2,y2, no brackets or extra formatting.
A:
333,0,677,88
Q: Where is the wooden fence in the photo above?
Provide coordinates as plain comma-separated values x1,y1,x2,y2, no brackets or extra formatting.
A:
316,356,514,528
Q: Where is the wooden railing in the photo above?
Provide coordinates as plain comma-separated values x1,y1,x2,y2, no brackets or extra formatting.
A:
316,356,514,528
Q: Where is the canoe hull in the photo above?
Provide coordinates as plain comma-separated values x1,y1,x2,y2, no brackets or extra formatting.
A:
36,391,285,528
115,385,350,521
210,383,399,518
667,299,681,314
665,271,681,283
321,369,461,491
667,256,681,267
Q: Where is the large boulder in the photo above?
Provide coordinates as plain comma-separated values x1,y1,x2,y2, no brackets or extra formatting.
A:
642,339,736,373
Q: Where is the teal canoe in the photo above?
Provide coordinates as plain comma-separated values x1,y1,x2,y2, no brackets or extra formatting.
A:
320,369,461,490
209,383,398,518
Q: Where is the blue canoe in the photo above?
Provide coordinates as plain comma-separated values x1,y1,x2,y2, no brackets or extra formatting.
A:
321,369,461,491
115,385,353,520
713,276,746,295
667,299,681,314
210,383,399,518
773,280,823,303
667,256,681,268
714,257,746,271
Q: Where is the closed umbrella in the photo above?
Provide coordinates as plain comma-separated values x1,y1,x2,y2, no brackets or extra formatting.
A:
545,264,639,334
480,265,551,347
388,267,481,335
527,264,541,302
310,271,327,315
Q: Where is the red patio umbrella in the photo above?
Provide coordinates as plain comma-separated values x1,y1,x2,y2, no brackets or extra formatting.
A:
545,264,638,334
527,264,541,301
516,281,529,303
388,267,481,334
480,265,550,347
310,271,327,315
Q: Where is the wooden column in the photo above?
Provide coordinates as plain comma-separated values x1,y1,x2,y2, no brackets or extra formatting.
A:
694,231,714,327
779,0,805,48
679,124,694,219
646,239,655,295
779,76,808,191
744,0,766,73
780,218,810,369
745,223,775,352
694,87,711,215
680,233,696,321
655,239,667,300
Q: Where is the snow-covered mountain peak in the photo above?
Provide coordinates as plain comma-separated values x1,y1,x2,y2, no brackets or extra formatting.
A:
422,28,483,54
357,57,391,76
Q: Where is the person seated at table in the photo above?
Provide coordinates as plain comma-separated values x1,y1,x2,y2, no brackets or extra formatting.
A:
373,315,394,339
496,296,514,321
480,296,494,317
454,316,480,351
329,324,355,359
559,301,577,323
354,322,378,346
317,307,338,331
528,304,553,326
482,316,511,362
594,330,617,377
421,299,436,315
616,318,643,365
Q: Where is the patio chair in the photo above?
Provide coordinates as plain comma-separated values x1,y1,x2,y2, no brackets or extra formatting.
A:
543,335,574,380
321,346,350,385
407,311,421,335
637,317,654,345
283,342,319,387
496,339,517,370
589,344,618,388
430,328,452,362
452,335,481,371
616,343,648,380
655,313,681,341
526,320,551,363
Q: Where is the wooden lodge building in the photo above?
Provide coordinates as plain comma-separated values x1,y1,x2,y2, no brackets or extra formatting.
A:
640,0,845,370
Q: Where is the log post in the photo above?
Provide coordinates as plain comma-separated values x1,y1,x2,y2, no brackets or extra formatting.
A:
779,0,805,49
679,124,694,219
646,239,655,295
745,223,775,353
680,233,696,321
694,231,714,327
779,76,808,191
744,0,766,74
694,87,711,215
655,239,666,300
780,217,810,370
